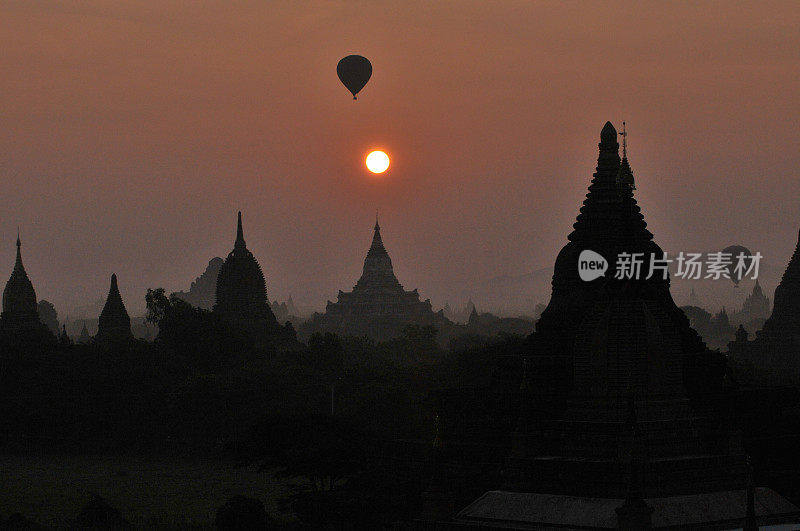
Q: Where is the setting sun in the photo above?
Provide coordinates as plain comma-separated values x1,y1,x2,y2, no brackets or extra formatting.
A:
366,150,390,174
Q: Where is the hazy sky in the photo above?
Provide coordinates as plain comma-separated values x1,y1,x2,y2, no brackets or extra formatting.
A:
1,1,799,316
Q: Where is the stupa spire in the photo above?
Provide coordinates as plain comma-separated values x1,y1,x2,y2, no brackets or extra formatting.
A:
616,122,636,190
14,229,23,272
369,215,386,254
235,211,246,250
568,122,623,243
354,216,400,289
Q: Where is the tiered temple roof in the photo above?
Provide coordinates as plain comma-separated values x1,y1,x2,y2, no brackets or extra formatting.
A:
737,279,771,322
317,218,438,340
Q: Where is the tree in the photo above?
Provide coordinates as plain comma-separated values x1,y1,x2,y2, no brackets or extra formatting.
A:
145,288,170,326
37,300,59,335
402,324,440,357
307,332,344,374
145,287,249,372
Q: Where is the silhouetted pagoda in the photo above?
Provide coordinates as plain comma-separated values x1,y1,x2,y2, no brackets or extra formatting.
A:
213,212,282,336
409,123,798,529
732,279,771,326
1,234,50,336
308,217,443,341
685,287,702,308
509,121,740,495
78,321,91,344
95,274,133,345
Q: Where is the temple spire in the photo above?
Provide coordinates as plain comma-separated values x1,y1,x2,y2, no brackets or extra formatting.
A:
14,230,23,271
356,215,399,288
567,122,622,243
235,211,246,250
371,215,384,250
617,122,636,190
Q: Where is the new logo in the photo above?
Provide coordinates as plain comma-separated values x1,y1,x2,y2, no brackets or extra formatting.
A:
578,250,608,281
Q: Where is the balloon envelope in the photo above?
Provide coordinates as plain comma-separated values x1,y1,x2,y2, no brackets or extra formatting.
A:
337,55,372,99
721,245,752,286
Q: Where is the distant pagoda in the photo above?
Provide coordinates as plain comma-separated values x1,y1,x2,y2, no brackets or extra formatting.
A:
172,257,223,310
734,279,771,324
213,212,281,335
1,234,50,336
95,273,133,345
309,217,441,341
685,287,703,308
78,321,91,344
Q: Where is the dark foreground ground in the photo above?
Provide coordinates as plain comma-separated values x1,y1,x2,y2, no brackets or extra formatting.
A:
0,453,292,528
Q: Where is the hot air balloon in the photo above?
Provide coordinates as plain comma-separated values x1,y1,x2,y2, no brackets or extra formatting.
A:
722,245,752,287
337,55,372,100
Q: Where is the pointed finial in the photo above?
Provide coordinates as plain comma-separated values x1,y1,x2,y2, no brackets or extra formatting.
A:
111,273,118,289
374,209,380,231
235,211,246,249
619,121,627,159
13,227,24,269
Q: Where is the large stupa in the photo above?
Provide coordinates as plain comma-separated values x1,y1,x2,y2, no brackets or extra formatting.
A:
213,212,285,339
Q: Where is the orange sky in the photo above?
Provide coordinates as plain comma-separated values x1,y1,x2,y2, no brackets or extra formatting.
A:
1,1,799,316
